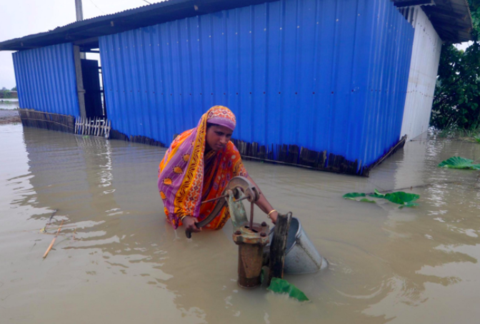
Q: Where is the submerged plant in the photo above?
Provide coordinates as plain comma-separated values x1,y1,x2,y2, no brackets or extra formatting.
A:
438,156,480,170
343,189,420,208
268,277,309,302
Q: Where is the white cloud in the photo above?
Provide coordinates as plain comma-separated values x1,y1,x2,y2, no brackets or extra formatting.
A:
0,0,163,88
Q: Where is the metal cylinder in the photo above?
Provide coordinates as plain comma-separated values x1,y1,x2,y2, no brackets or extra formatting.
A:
237,243,264,288
233,222,270,289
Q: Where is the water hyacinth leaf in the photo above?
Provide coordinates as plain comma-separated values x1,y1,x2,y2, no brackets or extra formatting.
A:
359,198,376,203
369,189,385,199
268,278,309,302
344,190,419,207
342,192,366,200
438,156,480,170
399,202,419,209
379,192,420,206
343,193,375,203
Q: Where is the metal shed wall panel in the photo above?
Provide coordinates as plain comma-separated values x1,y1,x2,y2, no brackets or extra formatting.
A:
401,7,441,140
12,43,79,116
99,0,413,171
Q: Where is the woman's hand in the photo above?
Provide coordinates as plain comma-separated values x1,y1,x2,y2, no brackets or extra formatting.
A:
269,210,278,224
183,216,202,233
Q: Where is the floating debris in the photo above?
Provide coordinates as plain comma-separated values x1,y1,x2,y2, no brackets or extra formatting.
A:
43,220,64,259
343,193,375,203
267,277,309,302
343,189,420,208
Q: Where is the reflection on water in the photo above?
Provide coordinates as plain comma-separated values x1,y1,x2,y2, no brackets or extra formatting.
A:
0,99,19,110
1,125,480,323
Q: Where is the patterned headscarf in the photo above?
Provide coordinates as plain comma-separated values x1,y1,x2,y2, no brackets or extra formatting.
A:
158,106,244,228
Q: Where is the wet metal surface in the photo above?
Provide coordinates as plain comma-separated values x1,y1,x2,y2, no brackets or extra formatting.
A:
1,125,480,323
233,221,269,289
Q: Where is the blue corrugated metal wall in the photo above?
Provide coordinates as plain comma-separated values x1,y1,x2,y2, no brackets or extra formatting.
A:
12,43,80,116
99,0,413,172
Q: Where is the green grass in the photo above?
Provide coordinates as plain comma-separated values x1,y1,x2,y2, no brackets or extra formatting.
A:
437,126,480,141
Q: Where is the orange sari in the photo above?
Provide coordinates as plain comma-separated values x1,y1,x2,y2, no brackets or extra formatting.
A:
158,106,248,229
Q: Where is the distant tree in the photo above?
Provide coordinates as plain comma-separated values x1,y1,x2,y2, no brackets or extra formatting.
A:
11,86,16,91
431,0,480,130
0,87,14,98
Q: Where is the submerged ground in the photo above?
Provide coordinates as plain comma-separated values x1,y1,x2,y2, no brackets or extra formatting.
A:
0,110,20,125
1,124,479,324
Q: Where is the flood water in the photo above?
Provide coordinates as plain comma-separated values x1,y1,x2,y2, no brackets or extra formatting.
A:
1,124,480,324
0,99,19,110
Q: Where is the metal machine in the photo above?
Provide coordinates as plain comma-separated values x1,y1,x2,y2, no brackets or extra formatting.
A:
186,176,327,288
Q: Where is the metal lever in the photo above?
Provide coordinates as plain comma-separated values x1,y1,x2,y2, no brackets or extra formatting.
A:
185,176,259,239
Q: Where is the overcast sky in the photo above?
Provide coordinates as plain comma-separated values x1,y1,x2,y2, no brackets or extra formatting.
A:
0,1,473,90
0,0,163,89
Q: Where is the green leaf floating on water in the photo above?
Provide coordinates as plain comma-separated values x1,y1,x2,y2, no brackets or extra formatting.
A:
438,156,480,170
343,192,375,203
343,189,419,207
268,277,309,302
342,192,366,200
370,189,419,207
343,193,376,203
368,189,385,198
359,198,376,203
399,201,419,209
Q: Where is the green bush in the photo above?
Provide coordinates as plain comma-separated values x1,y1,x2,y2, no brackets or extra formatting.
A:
431,1,480,130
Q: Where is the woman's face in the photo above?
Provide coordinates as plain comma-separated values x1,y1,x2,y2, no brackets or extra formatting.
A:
206,125,233,151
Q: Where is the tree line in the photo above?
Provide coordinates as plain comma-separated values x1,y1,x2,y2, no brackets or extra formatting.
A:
0,87,17,99
431,0,480,131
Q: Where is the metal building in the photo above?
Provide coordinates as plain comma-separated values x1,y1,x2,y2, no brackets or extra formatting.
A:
0,0,473,176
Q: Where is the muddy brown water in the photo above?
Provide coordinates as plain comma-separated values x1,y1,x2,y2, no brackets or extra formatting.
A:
1,124,480,324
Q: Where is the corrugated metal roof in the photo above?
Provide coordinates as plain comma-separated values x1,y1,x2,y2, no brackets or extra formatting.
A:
393,0,473,43
0,0,472,51
0,0,278,51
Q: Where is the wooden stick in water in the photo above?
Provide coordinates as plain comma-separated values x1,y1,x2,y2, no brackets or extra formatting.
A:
43,220,64,259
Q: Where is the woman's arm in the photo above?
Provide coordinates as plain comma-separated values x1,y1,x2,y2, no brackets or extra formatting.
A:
247,176,278,224
182,175,278,232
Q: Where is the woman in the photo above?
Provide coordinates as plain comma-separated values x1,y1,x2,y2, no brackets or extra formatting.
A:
158,106,278,234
